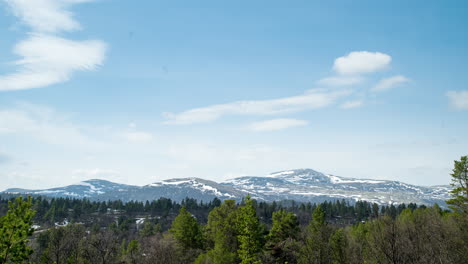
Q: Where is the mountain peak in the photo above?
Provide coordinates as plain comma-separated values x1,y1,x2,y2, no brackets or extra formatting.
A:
268,169,331,184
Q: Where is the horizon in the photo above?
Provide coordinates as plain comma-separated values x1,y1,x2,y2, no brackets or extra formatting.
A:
1,0,468,190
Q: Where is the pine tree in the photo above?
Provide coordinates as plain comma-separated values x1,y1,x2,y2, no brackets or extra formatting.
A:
266,209,300,263
236,196,263,264
299,204,332,264
0,196,36,263
447,155,468,213
169,206,203,250
121,240,141,264
329,229,347,264
140,220,158,237
205,200,239,264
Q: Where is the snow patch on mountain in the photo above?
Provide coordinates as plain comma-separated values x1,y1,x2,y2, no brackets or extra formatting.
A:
327,174,386,184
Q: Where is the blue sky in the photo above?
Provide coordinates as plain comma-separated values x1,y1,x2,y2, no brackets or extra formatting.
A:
0,0,467,190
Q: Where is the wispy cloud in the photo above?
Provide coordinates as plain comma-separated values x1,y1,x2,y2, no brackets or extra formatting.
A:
0,0,106,91
163,89,351,124
446,90,468,110
371,75,410,92
4,0,94,33
318,51,392,87
340,100,364,109
249,118,308,132
0,35,106,91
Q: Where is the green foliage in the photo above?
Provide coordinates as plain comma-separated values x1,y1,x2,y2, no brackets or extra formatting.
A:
205,200,239,264
329,229,347,264
139,220,160,237
236,196,263,264
344,223,368,264
268,209,300,244
299,204,332,264
447,155,468,213
121,240,141,264
0,196,36,264
193,253,212,264
169,206,203,250
266,209,300,263
312,204,325,226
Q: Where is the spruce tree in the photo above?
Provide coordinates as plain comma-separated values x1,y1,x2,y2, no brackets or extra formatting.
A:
0,196,36,263
236,196,262,264
299,204,332,264
447,155,468,213
329,229,347,264
205,200,239,264
169,206,203,250
266,209,300,263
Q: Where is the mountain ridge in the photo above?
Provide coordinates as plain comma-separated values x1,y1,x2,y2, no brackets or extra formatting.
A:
3,169,451,206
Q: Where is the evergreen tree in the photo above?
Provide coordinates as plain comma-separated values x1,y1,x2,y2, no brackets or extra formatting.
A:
447,155,468,213
140,220,159,237
299,204,332,264
169,206,203,250
0,196,36,264
121,240,141,264
268,210,300,244
266,209,300,263
236,196,263,264
329,229,347,264
205,200,239,264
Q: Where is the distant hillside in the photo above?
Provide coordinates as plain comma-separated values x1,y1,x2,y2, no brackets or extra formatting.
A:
3,169,451,205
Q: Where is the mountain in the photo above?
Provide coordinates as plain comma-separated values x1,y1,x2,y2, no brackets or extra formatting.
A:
221,169,451,205
97,178,248,202
2,169,452,205
4,179,131,198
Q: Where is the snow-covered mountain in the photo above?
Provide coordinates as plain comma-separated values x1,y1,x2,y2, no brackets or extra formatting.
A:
221,169,451,205
4,179,131,198
97,178,247,202
2,169,452,205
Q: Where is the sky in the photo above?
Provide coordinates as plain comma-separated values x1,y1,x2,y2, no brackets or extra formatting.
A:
0,0,467,190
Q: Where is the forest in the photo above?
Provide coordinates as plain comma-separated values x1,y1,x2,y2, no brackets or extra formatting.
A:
0,156,467,264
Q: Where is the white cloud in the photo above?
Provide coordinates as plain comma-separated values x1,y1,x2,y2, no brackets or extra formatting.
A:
0,34,106,91
0,0,106,91
340,100,364,109
446,90,468,110
318,51,392,87
249,118,308,132
371,75,410,92
333,51,392,75
4,0,94,33
317,75,363,86
121,131,154,143
164,89,351,124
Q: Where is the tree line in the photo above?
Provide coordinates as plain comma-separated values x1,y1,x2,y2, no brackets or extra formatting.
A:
0,195,423,229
